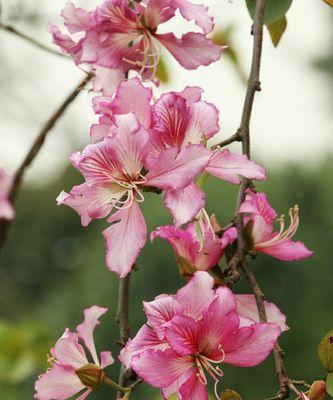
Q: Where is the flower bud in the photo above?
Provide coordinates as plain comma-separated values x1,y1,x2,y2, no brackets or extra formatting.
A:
318,329,333,372
75,363,105,389
308,380,326,400
220,389,241,400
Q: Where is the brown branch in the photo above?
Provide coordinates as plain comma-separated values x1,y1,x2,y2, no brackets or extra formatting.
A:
0,73,93,247
0,21,67,58
116,273,137,399
213,130,242,149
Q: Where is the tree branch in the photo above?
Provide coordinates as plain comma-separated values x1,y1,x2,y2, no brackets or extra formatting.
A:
116,273,137,399
0,21,67,58
0,73,93,247
213,130,242,149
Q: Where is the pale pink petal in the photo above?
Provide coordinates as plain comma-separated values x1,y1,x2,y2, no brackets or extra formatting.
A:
143,145,211,191
235,294,289,332
178,86,203,105
75,390,92,400
179,368,208,400
132,348,193,388
57,183,124,227
139,0,175,28
103,202,147,277
61,2,94,34
51,329,88,369
100,351,114,368
222,323,281,367
164,183,205,226
156,32,222,70
251,215,274,243
240,190,277,223
34,363,84,400
76,306,108,365
206,149,266,184
93,66,125,96
183,101,220,144
165,315,200,355
220,227,238,250
90,124,112,143
143,294,184,340
176,271,215,320
0,199,15,220
120,324,168,369
173,0,214,34
49,24,83,63
110,78,152,128
256,239,313,261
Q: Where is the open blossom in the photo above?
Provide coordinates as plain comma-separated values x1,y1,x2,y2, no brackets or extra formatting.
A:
0,167,14,220
237,189,313,261
50,0,222,94
34,306,113,400
120,272,282,399
58,112,211,277
91,78,266,226
150,219,237,276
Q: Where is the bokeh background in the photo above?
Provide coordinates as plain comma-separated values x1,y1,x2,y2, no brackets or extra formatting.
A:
0,0,333,399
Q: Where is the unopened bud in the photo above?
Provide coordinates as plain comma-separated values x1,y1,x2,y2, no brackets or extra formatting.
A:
75,363,105,389
220,389,241,400
308,380,326,400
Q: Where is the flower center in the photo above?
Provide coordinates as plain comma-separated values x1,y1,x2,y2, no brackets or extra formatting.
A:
110,173,147,210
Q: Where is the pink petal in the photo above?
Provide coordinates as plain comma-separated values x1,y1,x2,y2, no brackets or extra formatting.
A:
51,329,88,369
165,315,200,355
120,324,168,369
61,2,94,34
143,145,211,191
49,24,83,63
235,294,289,332
139,0,175,27
222,323,281,367
164,183,206,226
239,190,277,223
76,305,108,365
179,368,208,400
256,239,313,261
220,227,238,250
92,66,125,96
90,124,112,143
173,0,214,34
156,32,222,70
57,183,124,227
132,348,193,389
76,390,92,400
176,271,215,320
0,199,15,220
100,351,114,369
110,78,152,128
143,294,184,340
34,363,84,400
103,202,147,277
178,86,203,105
206,149,266,184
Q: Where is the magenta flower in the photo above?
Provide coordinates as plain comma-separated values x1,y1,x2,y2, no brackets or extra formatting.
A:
58,112,211,277
0,167,14,220
91,78,266,226
50,0,222,94
150,220,236,276
34,306,113,400
237,189,313,261
120,272,282,399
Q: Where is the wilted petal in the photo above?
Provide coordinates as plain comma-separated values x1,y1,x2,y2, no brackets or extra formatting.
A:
132,348,192,388
77,306,108,365
206,149,266,184
34,363,84,400
51,329,88,369
103,202,147,277
256,239,313,261
144,145,211,191
173,0,214,34
235,294,289,332
222,323,281,367
156,32,222,70
164,183,205,226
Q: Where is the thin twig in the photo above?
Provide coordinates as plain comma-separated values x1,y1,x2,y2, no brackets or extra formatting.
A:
0,21,67,58
213,130,242,149
0,73,93,247
116,273,137,399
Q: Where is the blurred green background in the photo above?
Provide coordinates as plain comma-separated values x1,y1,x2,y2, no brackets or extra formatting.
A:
1,1,333,399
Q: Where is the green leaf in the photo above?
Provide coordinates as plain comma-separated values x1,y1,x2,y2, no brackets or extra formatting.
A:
318,329,333,372
326,372,333,396
246,0,293,24
220,389,242,400
156,57,169,83
323,0,333,7
267,16,287,47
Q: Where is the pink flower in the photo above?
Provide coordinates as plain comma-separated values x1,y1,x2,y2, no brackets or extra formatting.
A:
58,112,211,277
238,189,313,261
34,306,113,400
50,0,222,94
120,271,282,399
150,220,236,276
0,167,14,220
91,79,266,226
